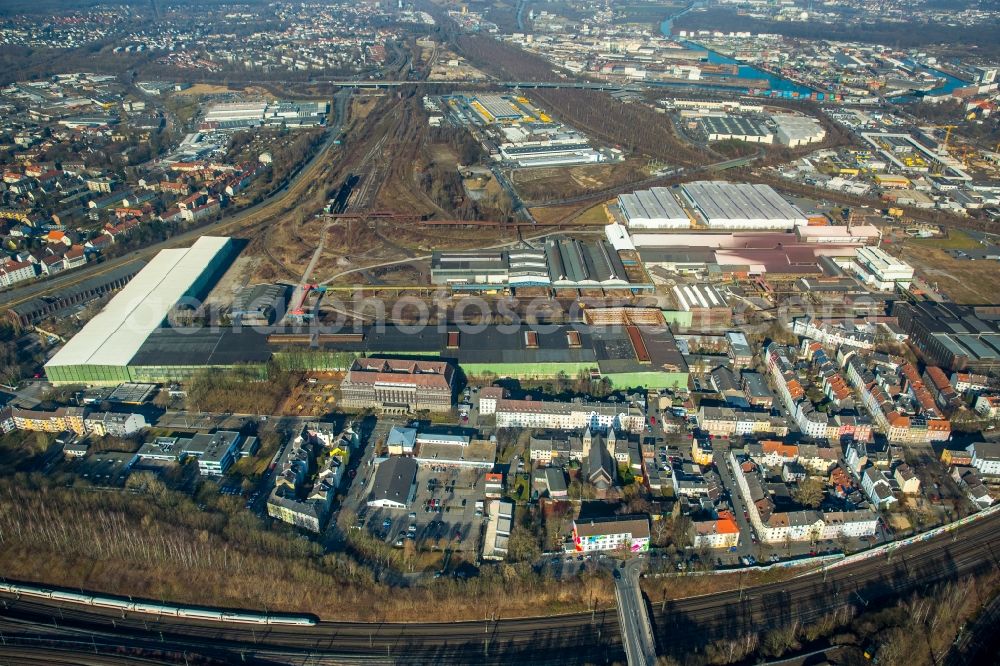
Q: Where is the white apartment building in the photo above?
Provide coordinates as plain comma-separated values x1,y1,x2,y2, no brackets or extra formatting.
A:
572,516,650,553
791,317,875,351
861,466,897,508
493,398,644,433
0,260,36,287
84,412,148,438
817,511,878,539
969,441,1000,476
729,451,878,543
975,395,1000,418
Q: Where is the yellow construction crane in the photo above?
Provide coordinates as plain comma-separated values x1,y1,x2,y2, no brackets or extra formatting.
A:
960,145,975,167
935,124,958,150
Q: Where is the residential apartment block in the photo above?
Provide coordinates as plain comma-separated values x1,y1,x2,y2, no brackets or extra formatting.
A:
572,515,650,553
729,451,878,543
483,389,644,433
791,316,875,351
690,511,740,549
696,405,790,438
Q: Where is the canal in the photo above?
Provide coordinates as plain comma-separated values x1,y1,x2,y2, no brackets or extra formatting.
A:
660,4,816,98
661,5,968,100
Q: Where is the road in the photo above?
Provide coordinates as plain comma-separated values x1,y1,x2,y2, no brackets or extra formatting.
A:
1,507,998,663
615,559,656,666
490,165,535,223
242,79,645,92
712,445,759,558
280,216,335,325
515,0,529,32
0,88,353,312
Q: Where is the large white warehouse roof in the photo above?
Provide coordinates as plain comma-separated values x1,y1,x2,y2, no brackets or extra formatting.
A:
681,181,807,229
46,236,232,370
618,186,689,229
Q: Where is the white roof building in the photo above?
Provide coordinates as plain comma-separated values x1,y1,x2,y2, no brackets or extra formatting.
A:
772,115,827,147
618,187,690,229
44,237,232,382
671,283,728,311
680,181,807,230
604,223,636,252
851,246,914,291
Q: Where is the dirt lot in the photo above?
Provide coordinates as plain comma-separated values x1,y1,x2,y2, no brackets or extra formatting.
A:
202,255,262,311
278,372,341,418
512,160,650,203
241,94,549,287
897,234,1000,304
529,201,613,226
349,97,379,122
174,83,274,97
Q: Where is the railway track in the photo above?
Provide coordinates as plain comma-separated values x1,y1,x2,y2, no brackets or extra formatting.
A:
347,134,390,212
650,508,1000,651
0,503,997,664
0,90,353,313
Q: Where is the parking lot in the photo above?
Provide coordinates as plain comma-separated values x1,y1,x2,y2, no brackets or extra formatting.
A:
536,552,608,580
359,463,488,555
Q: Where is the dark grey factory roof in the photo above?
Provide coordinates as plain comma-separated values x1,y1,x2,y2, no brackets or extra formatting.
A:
369,456,417,505
591,325,687,375
127,323,685,371
452,325,598,365
231,283,291,315
131,328,273,366
431,250,508,272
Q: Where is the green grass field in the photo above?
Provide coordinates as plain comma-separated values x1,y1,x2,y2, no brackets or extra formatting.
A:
907,229,980,251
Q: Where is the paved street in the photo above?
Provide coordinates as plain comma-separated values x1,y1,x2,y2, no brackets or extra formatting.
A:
712,443,760,559
615,558,656,666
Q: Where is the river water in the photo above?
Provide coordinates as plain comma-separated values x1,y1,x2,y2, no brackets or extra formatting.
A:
661,7,968,100
659,6,817,98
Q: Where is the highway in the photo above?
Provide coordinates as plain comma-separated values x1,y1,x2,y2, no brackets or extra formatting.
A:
257,79,645,92
0,89,353,312
0,507,998,663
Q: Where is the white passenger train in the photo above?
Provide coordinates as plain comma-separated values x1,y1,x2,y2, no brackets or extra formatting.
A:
0,582,316,626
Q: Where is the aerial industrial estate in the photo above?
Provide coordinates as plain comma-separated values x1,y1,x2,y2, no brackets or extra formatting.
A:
1,0,1000,664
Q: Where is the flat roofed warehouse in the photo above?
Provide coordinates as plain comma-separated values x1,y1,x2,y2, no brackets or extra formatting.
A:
44,237,234,384
681,181,807,230
772,115,826,147
117,322,689,389
431,238,635,290
699,116,773,143
39,240,687,387
618,187,690,229
472,94,525,122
